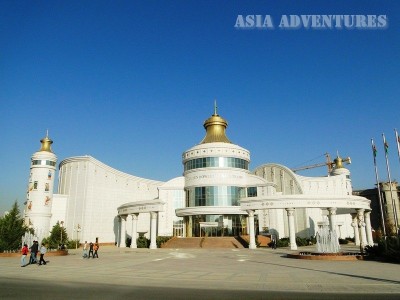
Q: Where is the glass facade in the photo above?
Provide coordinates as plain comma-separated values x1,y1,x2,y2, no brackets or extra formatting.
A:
186,186,245,207
32,160,56,166
191,215,246,237
184,157,248,171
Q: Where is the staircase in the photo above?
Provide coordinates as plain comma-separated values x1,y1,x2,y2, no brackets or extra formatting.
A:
161,237,245,249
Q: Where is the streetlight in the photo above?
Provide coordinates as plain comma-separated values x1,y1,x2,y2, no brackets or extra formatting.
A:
75,224,81,249
60,221,64,245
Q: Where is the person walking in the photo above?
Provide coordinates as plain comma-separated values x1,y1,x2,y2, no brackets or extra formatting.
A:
88,242,94,258
29,240,38,264
21,244,29,267
38,243,47,266
93,243,99,258
83,241,88,258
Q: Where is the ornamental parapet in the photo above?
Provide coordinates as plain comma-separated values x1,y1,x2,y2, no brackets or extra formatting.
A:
240,195,370,211
117,199,165,215
175,206,244,217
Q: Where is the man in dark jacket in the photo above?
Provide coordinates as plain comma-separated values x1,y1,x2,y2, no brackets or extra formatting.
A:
88,242,94,258
29,241,39,264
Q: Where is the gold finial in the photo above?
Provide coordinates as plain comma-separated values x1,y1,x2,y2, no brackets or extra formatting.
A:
39,131,53,152
200,103,231,144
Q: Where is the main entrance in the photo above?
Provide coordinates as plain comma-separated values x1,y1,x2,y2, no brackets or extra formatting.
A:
191,215,247,237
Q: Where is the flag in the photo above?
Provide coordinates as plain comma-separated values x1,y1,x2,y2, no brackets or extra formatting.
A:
384,141,389,153
372,142,377,158
383,134,389,154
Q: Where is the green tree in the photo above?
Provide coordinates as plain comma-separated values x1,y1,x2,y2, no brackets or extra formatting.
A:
0,201,29,251
42,221,69,250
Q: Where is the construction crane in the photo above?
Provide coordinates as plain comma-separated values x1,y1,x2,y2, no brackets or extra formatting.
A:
291,152,351,174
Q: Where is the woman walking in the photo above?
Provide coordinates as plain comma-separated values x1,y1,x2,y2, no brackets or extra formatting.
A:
21,244,28,267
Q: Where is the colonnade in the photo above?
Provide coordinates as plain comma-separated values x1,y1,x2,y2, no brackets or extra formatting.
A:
247,208,374,250
117,211,159,249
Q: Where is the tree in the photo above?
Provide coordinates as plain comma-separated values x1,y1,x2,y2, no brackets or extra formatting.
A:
42,221,68,250
0,201,29,251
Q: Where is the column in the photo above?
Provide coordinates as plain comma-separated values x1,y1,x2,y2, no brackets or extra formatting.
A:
351,214,360,246
357,209,367,248
186,216,192,238
149,211,158,249
130,213,138,249
327,207,337,234
364,210,374,246
247,210,257,249
286,208,297,250
119,215,127,248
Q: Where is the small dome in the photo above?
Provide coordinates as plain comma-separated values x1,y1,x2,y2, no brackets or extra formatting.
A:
39,131,54,152
200,102,231,144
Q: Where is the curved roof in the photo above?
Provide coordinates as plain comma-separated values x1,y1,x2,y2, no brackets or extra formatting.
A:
253,163,303,194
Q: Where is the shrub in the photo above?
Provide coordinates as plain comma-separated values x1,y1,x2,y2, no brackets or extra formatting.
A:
364,237,400,263
276,237,289,247
296,237,310,246
137,236,150,248
339,238,349,245
156,236,172,248
67,239,80,249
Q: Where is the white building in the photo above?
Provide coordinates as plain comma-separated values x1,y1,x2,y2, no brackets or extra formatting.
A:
24,107,373,250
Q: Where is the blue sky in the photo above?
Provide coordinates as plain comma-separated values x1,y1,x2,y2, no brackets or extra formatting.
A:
1,1,399,215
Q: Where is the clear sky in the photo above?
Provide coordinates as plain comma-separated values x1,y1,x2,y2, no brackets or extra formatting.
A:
1,1,399,215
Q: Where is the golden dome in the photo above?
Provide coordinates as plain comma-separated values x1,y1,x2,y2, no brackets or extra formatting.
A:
334,156,343,169
39,131,53,152
200,102,231,144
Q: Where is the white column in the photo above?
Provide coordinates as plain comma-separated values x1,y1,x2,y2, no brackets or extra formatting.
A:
149,212,158,249
351,214,360,246
119,215,127,248
247,210,257,249
357,209,367,248
327,207,337,234
130,213,138,249
286,208,297,250
364,211,374,246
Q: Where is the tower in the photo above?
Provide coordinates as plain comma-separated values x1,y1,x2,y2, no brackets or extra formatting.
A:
179,104,252,237
25,132,57,239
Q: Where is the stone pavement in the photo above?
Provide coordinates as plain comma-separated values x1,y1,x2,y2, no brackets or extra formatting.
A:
1,245,399,299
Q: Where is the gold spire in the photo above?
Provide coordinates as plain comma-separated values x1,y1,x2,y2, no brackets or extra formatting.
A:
39,131,54,152
200,102,231,144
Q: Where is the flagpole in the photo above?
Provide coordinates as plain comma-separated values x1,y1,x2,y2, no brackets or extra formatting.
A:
395,129,400,166
382,133,399,234
371,139,386,238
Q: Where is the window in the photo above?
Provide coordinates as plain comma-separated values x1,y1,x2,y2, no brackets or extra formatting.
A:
186,186,241,207
247,187,257,197
184,157,249,171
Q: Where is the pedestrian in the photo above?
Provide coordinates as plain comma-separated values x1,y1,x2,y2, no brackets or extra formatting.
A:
38,243,47,266
83,241,88,258
272,238,277,250
29,240,38,264
88,242,94,258
93,243,99,258
21,243,29,267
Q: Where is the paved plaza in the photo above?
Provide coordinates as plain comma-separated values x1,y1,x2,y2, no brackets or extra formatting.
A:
1,245,399,299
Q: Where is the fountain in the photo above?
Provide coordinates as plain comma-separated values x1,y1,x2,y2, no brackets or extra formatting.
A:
287,225,363,261
316,226,340,253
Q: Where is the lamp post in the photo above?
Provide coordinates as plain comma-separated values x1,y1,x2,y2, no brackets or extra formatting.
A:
60,221,64,245
75,224,81,249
